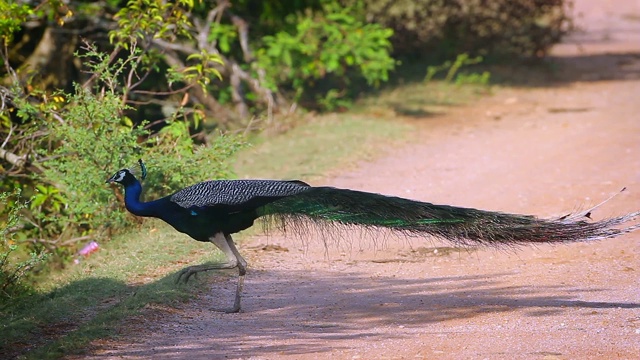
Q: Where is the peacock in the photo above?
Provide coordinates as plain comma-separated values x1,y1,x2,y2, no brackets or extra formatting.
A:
106,160,640,313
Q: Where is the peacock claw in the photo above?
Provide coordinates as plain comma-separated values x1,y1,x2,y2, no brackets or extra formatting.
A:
208,304,241,314
174,261,245,313
224,304,241,314
175,267,200,284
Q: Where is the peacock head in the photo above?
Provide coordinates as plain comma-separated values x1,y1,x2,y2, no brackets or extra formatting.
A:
106,159,147,186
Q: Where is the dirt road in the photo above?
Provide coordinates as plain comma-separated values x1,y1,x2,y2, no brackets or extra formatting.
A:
83,1,640,359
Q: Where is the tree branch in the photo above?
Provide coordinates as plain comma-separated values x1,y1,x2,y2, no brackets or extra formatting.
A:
183,6,283,122
0,148,26,168
160,47,236,124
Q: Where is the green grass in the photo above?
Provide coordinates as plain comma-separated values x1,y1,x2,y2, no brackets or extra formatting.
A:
234,114,410,180
1,223,217,359
0,80,482,359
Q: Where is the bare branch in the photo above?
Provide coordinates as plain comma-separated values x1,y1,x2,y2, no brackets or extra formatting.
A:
194,0,230,50
1,124,14,149
154,6,285,125
81,41,122,91
229,64,248,119
0,148,26,168
229,13,252,62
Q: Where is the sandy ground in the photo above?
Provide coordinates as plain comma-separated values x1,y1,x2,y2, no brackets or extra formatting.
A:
80,1,640,359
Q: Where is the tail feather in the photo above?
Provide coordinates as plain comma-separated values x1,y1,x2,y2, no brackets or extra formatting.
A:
259,187,640,246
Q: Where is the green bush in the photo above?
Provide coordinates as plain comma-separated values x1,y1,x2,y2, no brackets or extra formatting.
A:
6,44,243,260
1,2,242,263
37,86,242,248
257,1,395,110
351,0,572,59
1,191,48,300
35,88,144,241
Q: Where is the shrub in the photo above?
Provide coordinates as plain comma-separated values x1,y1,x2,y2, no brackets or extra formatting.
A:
1,5,243,262
257,1,395,110
1,191,48,300
351,0,572,59
9,44,244,260
37,86,242,249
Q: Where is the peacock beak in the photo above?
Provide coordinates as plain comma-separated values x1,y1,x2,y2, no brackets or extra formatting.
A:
106,174,117,184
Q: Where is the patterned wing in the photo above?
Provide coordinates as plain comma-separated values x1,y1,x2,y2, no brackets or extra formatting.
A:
169,179,310,208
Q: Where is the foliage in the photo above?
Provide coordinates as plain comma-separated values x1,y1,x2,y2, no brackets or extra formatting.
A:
425,53,490,87
110,0,195,48
1,190,49,300
145,127,240,194
351,0,573,59
257,1,395,110
425,54,482,82
36,84,242,251
0,2,32,44
455,71,491,87
108,0,224,105
37,88,145,243
2,0,573,133
0,1,241,261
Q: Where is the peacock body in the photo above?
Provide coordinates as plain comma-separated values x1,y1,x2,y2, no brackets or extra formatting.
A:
107,160,640,312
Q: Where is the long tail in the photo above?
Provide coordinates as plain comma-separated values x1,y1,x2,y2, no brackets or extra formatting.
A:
259,187,640,246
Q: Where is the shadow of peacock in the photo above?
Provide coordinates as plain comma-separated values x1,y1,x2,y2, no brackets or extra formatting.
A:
107,160,640,313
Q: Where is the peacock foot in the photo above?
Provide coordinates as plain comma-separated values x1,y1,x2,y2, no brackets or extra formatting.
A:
175,266,200,283
175,263,233,283
175,262,244,313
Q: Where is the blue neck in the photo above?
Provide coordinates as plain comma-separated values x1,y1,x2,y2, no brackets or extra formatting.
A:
123,180,158,217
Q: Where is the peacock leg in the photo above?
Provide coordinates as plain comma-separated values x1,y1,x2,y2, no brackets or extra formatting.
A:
176,232,248,313
225,234,247,313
